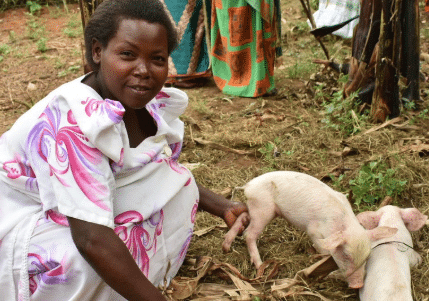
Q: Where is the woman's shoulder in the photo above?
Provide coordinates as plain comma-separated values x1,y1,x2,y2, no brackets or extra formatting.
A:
39,75,127,162
147,87,188,121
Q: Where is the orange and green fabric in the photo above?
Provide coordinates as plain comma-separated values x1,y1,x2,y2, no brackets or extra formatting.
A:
210,0,280,97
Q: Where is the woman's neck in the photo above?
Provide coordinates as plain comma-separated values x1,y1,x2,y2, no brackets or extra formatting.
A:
123,108,157,148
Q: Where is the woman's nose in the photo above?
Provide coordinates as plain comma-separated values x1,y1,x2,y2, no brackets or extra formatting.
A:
133,60,149,77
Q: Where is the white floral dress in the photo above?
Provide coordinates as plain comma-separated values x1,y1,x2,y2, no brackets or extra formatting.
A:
0,75,199,300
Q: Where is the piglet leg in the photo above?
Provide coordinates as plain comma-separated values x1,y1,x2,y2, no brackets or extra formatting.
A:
222,212,250,252
244,200,278,269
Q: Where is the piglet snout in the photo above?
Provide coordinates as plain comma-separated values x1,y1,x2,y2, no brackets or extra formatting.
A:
346,264,365,289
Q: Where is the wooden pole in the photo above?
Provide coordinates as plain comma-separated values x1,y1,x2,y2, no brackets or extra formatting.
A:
370,0,400,121
400,0,420,103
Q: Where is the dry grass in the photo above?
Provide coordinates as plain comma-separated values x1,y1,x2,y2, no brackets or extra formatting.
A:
1,1,429,300
175,1,429,299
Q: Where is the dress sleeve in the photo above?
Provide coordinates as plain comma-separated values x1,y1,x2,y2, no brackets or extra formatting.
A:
25,88,127,228
150,88,189,124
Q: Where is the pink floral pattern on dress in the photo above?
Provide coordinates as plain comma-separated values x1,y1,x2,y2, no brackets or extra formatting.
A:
26,99,111,211
191,200,199,224
156,157,189,175
28,248,73,295
81,97,125,123
110,148,125,174
45,209,69,227
177,197,199,265
169,142,183,160
155,91,170,99
146,102,166,126
114,210,164,276
2,154,38,192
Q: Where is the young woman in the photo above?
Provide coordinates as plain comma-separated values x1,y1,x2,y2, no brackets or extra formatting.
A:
0,0,248,300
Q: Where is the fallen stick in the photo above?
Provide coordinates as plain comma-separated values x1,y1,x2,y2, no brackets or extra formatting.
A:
193,137,255,156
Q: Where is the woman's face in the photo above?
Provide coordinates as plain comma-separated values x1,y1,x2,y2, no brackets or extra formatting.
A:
92,19,169,109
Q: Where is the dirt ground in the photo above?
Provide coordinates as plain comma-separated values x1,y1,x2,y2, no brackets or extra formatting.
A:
1,1,429,300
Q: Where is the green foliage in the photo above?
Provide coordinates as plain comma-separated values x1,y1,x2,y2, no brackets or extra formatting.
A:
8,31,16,43
26,0,42,15
0,44,11,62
191,99,213,116
402,98,417,110
2,0,77,12
36,37,47,52
292,21,310,35
320,86,367,136
0,44,11,55
258,138,282,172
1,0,19,12
54,59,65,69
63,27,80,38
310,0,319,10
349,161,407,206
63,14,82,38
417,108,429,119
26,16,46,40
57,65,80,77
288,60,317,79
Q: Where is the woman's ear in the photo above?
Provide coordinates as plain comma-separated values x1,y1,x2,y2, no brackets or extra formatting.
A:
92,38,102,65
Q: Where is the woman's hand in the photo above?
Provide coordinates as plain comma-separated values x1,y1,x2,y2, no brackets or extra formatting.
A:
223,201,249,235
196,183,249,234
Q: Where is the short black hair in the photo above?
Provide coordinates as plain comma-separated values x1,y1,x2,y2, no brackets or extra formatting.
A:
84,0,178,72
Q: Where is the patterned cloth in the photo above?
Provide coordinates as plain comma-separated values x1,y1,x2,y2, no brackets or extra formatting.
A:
310,0,360,39
163,0,212,84
0,75,199,300
210,0,280,97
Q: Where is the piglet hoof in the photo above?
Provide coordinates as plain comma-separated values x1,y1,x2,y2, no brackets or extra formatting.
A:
222,233,234,253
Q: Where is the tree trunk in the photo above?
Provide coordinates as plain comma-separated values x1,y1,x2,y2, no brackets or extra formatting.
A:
79,0,104,29
400,0,420,103
79,0,104,73
344,0,420,122
370,0,400,121
344,0,381,100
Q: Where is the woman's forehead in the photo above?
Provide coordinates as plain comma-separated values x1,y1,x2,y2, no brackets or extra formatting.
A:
111,19,168,46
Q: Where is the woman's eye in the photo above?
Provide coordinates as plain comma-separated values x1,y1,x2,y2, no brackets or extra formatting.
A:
120,51,133,58
153,56,166,63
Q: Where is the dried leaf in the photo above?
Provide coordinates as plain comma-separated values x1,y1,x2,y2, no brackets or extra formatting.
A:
181,162,202,171
221,269,260,299
362,117,403,135
271,278,301,292
193,224,226,237
379,196,393,207
27,82,37,91
295,255,338,279
293,291,333,301
406,144,429,153
168,257,214,300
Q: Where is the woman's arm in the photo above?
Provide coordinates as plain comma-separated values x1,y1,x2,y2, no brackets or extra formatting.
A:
67,217,166,301
196,183,249,233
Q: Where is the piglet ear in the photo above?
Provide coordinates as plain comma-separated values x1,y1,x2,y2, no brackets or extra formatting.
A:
367,226,397,241
317,231,345,251
356,211,381,230
399,208,428,232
